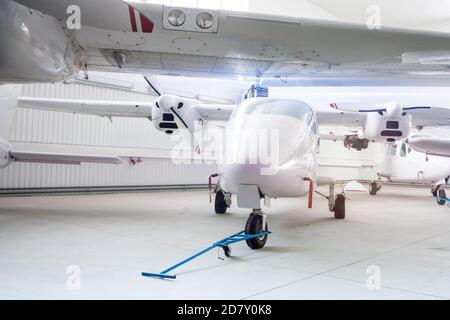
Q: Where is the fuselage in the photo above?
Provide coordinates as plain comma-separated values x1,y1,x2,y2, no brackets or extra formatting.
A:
219,98,319,198
378,141,450,184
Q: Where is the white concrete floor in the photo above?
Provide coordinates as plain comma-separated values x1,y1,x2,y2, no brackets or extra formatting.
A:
0,186,450,300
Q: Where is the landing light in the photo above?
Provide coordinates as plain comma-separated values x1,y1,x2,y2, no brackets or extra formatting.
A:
196,12,214,29
168,9,186,27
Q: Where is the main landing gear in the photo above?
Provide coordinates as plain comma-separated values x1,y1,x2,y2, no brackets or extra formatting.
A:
328,184,346,219
369,181,381,195
214,188,232,214
315,183,347,219
432,185,447,206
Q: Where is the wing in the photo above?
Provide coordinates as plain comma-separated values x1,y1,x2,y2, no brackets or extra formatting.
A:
315,109,365,127
9,150,121,165
14,0,152,33
406,136,450,157
408,107,450,127
18,97,154,118
317,103,450,128
193,104,236,121
57,2,450,81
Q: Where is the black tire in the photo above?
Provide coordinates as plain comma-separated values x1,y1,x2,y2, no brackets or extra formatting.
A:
334,194,346,219
214,190,227,214
437,189,447,206
369,181,378,196
222,245,231,257
245,214,268,249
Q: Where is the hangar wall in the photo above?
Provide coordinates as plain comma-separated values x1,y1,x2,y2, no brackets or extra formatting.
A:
2,72,449,190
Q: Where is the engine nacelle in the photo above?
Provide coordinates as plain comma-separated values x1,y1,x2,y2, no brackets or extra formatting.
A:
0,139,12,169
343,135,370,150
152,95,200,135
151,104,179,135
362,104,411,143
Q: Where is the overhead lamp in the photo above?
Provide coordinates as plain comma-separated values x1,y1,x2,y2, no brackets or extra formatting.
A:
196,12,214,29
168,9,186,27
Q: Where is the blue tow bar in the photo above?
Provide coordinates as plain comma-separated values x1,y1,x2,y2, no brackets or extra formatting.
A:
141,230,272,280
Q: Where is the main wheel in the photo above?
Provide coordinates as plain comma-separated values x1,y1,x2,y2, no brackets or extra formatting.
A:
333,194,346,219
245,214,268,249
215,190,227,214
369,181,378,195
437,189,447,206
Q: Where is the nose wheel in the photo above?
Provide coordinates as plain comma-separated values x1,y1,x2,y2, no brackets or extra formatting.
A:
245,210,268,249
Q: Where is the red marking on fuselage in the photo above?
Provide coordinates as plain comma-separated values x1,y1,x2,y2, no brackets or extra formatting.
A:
129,5,138,32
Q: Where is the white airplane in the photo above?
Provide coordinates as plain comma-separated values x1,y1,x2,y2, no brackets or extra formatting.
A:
13,86,450,248
368,140,450,205
3,0,450,249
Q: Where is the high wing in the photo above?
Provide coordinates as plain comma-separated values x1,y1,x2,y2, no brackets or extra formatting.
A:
9,150,121,165
406,136,450,157
18,97,154,118
407,108,450,127
31,1,450,81
316,103,450,128
192,104,235,121
315,108,365,127
17,96,236,122
14,0,153,33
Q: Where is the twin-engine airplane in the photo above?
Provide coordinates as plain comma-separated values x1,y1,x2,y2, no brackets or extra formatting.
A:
368,141,450,205
13,87,450,248
3,0,450,249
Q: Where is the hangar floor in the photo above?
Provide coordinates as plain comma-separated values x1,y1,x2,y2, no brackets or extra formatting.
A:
0,186,449,300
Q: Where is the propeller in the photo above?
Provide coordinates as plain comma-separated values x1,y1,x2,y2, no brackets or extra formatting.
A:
143,75,161,97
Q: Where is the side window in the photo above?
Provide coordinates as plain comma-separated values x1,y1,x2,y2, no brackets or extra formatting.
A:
400,143,407,157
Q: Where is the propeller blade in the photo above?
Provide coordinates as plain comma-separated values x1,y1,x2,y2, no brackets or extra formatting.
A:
403,106,431,111
143,75,161,97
